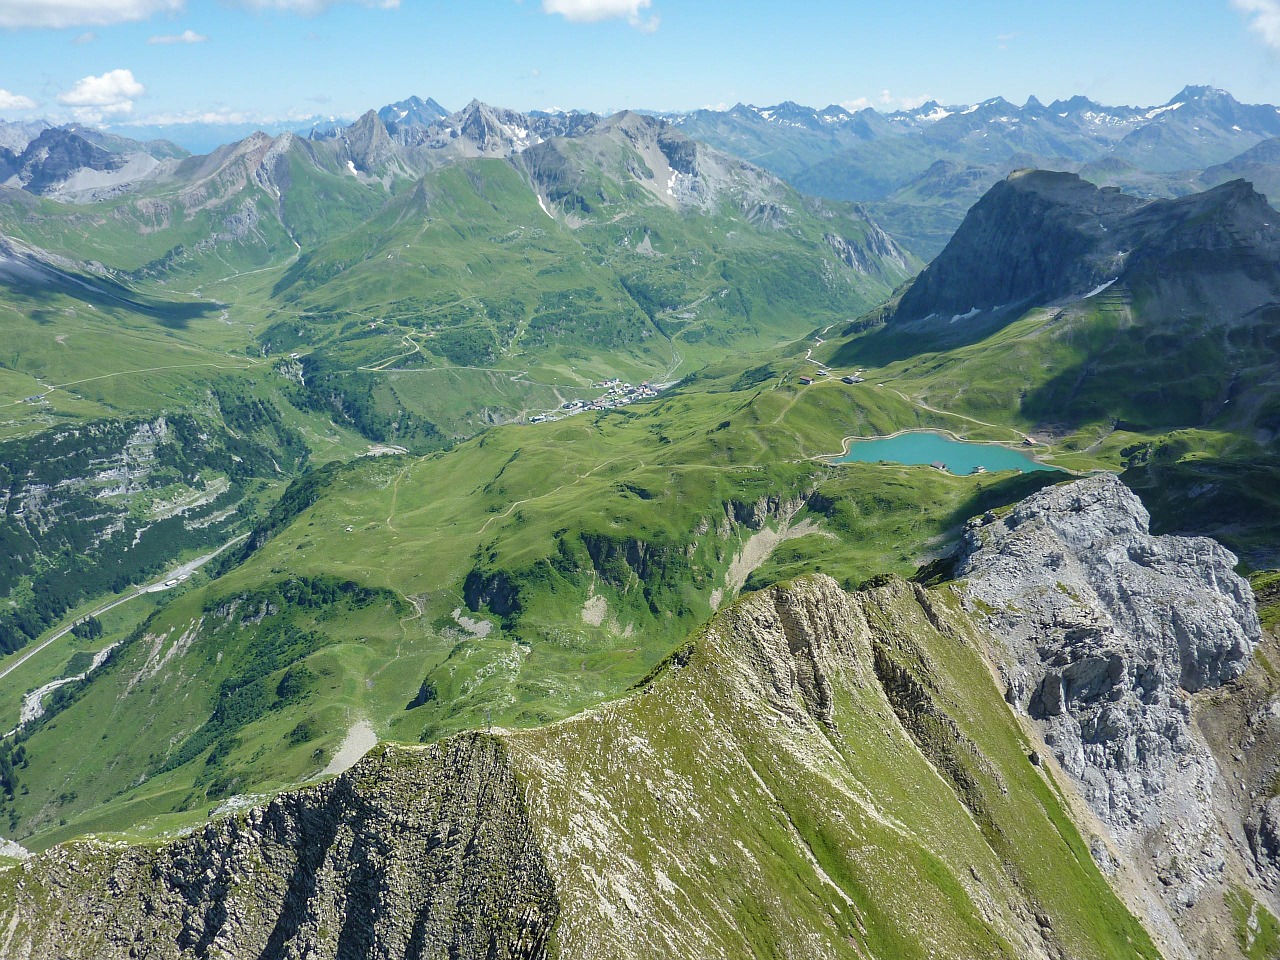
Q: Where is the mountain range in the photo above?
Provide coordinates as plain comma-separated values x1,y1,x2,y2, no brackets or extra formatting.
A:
6,85,1280,264
1,79,1280,960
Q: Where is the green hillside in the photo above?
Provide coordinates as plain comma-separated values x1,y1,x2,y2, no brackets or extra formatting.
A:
0,118,917,684
826,288,1280,561
0,349,1060,849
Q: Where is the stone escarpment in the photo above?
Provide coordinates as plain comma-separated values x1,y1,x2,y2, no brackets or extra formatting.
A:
0,735,557,960
955,473,1261,958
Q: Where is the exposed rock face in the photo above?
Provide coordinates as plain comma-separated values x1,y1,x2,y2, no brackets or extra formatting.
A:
0,735,557,959
824,218,910,276
893,169,1280,326
1,128,172,201
955,474,1260,949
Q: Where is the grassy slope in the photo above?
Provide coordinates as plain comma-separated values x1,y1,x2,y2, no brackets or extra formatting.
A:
510,577,1159,959
2,348,1062,848
2,141,912,444
262,156,911,437
0,137,925,848
825,289,1280,563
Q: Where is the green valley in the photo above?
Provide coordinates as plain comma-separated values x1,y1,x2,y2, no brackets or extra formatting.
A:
1,72,1279,960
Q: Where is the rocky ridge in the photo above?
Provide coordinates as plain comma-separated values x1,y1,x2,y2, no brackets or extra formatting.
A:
0,528,1169,958
0,735,556,960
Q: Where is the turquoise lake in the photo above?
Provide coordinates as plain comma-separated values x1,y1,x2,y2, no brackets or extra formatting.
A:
831,431,1061,475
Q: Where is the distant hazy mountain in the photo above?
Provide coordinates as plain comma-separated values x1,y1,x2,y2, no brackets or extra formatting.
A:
1201,135,1280,205
0,118,53,154
108,116,350,155
0,127,183,201
10,86,1280,265
377,94,450,130
669,86,1280,205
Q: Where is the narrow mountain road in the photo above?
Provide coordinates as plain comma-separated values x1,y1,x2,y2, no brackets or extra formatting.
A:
889,388,1026,440
3,360,262,409
0,533,248,688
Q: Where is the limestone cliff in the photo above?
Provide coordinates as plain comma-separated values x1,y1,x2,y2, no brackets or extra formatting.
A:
955,473,1262,958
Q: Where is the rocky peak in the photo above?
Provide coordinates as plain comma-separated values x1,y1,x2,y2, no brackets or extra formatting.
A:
450,100,533,154
1174,84,1232,104
893,169,1280,327
7,128,125,195
892,170,1140,322
377,94,450,130
956,473,1259,950
596,109,664,142
342,109,397,173
1047,94,1109,115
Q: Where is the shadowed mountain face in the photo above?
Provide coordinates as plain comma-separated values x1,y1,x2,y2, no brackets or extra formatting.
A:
893,170,1280,326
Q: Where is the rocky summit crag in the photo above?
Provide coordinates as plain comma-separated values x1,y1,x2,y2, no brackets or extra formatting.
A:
956,473,1261,958
892,169,1280,328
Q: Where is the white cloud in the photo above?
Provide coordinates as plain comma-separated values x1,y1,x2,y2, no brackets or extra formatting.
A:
894,93,933,110
0,88,38,110
236,0,399,12
1234,0,1280,48
148,27,206,42
115,106,324,126
542,0,658,30
57,68,144,121
841,91,933,112
0,0,181,28
73,30,96,42
0,0,400,26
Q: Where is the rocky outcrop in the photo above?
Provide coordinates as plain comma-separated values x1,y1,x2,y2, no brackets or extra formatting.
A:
824,217,910,277
955,473,1260,952
0,735,557,960
0,403,308,657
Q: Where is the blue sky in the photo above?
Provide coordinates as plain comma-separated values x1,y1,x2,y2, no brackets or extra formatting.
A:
0,0,1278,129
